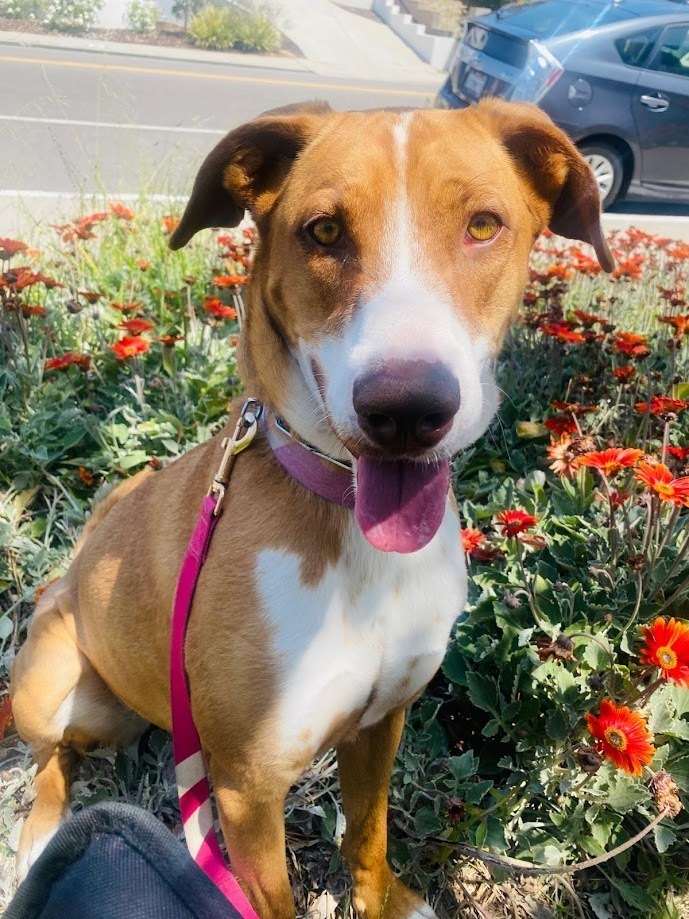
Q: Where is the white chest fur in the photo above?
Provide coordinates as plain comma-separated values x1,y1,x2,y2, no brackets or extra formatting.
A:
255,502,467,758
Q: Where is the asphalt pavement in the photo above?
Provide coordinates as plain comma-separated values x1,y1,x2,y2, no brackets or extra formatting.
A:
0,43,440,235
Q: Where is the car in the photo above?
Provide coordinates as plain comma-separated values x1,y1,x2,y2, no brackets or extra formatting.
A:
436,0,689,208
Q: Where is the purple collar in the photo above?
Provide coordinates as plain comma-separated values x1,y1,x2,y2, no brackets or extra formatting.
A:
263,412,355,508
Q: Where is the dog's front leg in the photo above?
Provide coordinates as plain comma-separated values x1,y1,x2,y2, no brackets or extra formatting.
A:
337,709,437,919
212,764,294,919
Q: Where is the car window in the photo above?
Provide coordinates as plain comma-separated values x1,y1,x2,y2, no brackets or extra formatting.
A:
649,24,689,77
494,0,635,38
616,26,662,67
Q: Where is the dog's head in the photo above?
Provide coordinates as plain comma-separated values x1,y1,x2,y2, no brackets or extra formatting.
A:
171,100,613,553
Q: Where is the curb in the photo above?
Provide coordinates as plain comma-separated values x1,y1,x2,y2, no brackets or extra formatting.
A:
0,29,313,73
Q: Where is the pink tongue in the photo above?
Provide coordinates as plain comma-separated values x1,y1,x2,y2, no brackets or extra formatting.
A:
355,457,451,553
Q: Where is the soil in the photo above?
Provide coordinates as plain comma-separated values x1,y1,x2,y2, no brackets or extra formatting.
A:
0,17,301,58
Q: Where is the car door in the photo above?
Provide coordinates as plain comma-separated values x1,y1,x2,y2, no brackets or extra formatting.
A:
632,23,689,188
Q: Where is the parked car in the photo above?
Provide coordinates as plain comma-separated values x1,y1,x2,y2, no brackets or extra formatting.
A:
436,0,689,208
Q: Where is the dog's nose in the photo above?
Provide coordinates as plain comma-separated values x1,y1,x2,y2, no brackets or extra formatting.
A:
353,360,460,451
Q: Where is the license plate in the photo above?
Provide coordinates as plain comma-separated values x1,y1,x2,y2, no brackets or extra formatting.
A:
463,68,487,98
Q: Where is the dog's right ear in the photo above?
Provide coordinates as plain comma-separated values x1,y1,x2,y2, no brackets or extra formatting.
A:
169,101,332,250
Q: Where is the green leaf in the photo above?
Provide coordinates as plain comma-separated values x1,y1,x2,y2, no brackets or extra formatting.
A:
654,822,676,854
582,634,613,670
613,880,658,913
413,807,443,838
482,718,500,738
466,671,499,715
448,751,478,783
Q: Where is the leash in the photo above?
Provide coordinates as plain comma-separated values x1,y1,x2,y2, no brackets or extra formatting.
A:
169,398,262,919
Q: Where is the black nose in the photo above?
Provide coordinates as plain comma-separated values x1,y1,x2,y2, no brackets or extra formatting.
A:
353,360,460,451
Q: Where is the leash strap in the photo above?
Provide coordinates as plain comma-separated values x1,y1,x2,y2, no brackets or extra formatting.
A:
170,408,261,919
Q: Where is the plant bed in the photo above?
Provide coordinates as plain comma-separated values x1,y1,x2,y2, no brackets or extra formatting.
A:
1,206,689,917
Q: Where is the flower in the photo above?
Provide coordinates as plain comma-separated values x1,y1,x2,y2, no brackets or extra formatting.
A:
203,297,237,320
540,321,585,344
162,215,179,234
213,274,247,288
0,238,28,260
551,400,598,416
658,314,689,336
635,462,689,507
119,318,154,335
667,446,689,462
461,528,486,555
155,334,185,345
547,435,580,477
635,395,689,417
585,699,655,777
612,331,650,359
110,301,142,313
577,448,643,477
612,366,635,382
109,203,134,220
641,618,689,686
45,352,91,372
77,466,95,486
137,260,150,271
111,336,150,360
544,416,578,437
649,770,683,818
536,633,575,662
572,309,605,326
496,509,538,537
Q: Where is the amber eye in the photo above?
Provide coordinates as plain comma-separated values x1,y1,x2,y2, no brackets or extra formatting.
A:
467,213,501,242
309,217,343,247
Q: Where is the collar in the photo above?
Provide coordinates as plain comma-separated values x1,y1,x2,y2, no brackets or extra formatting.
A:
262,411,355,508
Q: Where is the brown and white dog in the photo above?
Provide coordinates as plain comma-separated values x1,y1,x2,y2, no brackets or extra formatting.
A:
11,100,613,918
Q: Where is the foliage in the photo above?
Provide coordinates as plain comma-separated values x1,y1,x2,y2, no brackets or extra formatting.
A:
0,0,46,20
124,0,159,34
42,0,103,33
189,2,280,52
2,211,689,915
171,0,202,29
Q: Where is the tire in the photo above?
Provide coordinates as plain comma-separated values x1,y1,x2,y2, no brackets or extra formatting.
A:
579,143,625,210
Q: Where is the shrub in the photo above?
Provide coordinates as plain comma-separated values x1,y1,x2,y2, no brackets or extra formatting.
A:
43,0,103,32
171,0,202,28
189,3,280,52
0,0,47,20
125,0,159,34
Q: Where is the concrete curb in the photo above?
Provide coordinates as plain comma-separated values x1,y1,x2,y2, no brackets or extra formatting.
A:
0,29,313,73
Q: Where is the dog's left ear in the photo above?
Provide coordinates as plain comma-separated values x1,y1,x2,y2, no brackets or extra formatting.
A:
475,99,615,272
169,101,333,250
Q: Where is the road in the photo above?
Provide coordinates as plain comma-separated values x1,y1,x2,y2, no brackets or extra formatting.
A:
0,45,437,207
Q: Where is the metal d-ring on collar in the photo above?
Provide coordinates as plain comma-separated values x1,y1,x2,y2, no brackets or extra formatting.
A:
273,415,352,471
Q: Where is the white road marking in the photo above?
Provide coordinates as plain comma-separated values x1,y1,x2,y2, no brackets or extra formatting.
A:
0,113,225,135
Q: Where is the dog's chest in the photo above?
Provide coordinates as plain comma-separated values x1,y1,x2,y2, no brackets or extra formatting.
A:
255,507,466,759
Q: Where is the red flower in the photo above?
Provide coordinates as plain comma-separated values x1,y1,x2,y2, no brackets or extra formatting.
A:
45,352,91,372
78,290,104,303
78,466,95,486
111,336,150,360
461,528,486,555
137,260,150,271
585,699,655,777
540,321,586,345
203,297,237,320
572,309,605,327
0,238,28,260
496,509,538,538
577,448,643,477
213,274,247,288
155,334,185,345
641,617,689,686
109,203,134,220
612,331,650,359
551,400,598,416
544,416,578,437
635,461,689,507
667,446,689,462
635,395,689,417
119,318,154,335
162,215,179,234
110,301,142,313
612,366,635,382
658,314,689,336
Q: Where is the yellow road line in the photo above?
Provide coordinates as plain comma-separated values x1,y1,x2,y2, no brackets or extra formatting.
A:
0,54,433,97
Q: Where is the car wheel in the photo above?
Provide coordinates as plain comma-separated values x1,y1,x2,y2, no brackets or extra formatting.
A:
579,143,625,210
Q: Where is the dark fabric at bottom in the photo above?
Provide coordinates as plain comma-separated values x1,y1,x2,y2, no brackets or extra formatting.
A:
6,802,241,919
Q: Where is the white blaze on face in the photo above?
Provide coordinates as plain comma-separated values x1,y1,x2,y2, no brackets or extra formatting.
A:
307,112,500,457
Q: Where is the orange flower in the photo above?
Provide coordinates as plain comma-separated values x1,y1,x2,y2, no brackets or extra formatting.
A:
544,416,578,437
540,321,586,344
213,274,247,288
203,297,237,320
641,617,689,686
78,466,95,486
551,400,598,416
110,301,142,313
658,314,689,336
612,366,635,382
111,336,150,360
547,435,580,477
119,318,154,335
155,334,185,345
162,215,179,234
612,331,649,359
636,395,689,417
109,202,134,220
45,352,91,372
0,238,27,260
461,528,486,555
585,699,655,777
496,509,538,537
635,461,689,507
577,448,643,477
137,260,150,271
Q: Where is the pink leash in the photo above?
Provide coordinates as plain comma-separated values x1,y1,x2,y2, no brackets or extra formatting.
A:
169,400,354,915
170,402,261,919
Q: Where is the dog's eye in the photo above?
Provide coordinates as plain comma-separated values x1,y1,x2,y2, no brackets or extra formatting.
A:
309,218,343,247
467,213,501,242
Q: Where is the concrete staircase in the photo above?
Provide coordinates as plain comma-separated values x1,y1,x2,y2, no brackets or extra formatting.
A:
372,0,460,70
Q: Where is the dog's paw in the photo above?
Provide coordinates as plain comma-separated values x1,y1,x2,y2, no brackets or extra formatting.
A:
352,873,437,919
15,821,60,884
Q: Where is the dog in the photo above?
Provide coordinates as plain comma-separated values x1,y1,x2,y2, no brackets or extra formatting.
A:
11,99,613,918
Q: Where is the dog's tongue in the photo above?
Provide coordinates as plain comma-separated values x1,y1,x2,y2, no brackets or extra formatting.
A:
355,457,450,553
